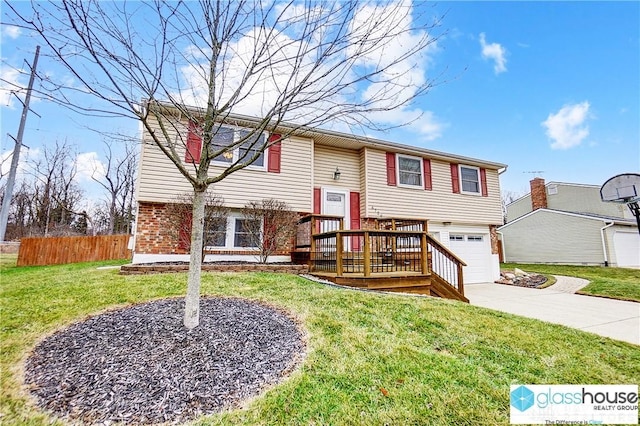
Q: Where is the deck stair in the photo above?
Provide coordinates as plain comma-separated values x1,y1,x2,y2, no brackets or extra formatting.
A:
293,215,468,302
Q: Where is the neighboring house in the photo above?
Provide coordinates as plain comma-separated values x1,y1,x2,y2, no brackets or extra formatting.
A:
500,178,640,268
132,110,507,284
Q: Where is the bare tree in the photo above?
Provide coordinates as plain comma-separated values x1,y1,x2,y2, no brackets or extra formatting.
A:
91,138,138,235
1,141,87,238
8,1,445,328
29,140,84,236
164,193,229,258
501,190,522,224
243,199,298,264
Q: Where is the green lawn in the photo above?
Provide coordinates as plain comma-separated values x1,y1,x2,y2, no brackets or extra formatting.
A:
1,255,639,425
503,263,640,302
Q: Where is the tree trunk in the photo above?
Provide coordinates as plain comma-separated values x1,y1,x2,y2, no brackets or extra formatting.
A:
183,188,206,330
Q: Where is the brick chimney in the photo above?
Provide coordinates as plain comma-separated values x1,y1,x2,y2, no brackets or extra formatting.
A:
530,178,548,210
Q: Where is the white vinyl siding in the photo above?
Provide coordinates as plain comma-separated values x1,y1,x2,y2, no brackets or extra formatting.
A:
547,184,633,219
313,144,361,191
506,183,633,223
362,148,503,224
501,210,606,264
137,118,312,212
505,195,532,223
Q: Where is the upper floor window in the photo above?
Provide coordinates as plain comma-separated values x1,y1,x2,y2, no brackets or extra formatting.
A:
211,125,267,169
460,165,480,194
397,154,423,188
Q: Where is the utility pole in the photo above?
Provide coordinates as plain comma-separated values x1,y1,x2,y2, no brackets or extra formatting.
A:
0,46,40,242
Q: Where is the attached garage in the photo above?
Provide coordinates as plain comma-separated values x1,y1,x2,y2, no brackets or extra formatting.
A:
430,224,497,284
448,233,493,283
613,231,640,268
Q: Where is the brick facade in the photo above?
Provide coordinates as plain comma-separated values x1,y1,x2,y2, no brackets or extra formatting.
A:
530,177,548,211
135,201,293,256
135,202,182,254
489,225,499,255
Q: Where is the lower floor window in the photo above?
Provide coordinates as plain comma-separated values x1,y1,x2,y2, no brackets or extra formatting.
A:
205,214,261,249
234,218,259,248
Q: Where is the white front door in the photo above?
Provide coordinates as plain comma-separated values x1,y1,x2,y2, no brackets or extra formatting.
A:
321,188,349,232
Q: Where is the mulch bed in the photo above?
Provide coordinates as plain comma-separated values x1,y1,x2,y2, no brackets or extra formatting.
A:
24,297,305,425
495,271,548,288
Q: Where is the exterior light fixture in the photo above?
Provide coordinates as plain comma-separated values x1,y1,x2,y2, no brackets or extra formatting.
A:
333,167,341,181
223,151,233,160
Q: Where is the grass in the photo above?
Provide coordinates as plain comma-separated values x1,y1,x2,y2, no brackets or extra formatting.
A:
503,263,640,302
1,254,639,426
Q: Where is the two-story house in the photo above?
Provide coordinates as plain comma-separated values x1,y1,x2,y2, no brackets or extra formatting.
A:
499,178,639,267
132,111,507,285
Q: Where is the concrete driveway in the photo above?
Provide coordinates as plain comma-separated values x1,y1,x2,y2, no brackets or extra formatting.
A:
465,276,640,345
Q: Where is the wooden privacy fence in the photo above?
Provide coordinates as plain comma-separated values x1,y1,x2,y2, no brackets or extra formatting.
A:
17,235,132,266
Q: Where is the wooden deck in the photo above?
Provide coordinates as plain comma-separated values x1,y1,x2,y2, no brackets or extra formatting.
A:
295,215,469,303
311,271,432,295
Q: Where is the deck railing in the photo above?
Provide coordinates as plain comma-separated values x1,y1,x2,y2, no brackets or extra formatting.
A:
311,230,428,276
297,214,466,297
310,229,466,296
295,214,344,250
425,235,466,295
375,218,428,232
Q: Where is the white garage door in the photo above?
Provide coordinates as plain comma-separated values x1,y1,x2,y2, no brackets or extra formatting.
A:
613,232,640,268
448,233,492,283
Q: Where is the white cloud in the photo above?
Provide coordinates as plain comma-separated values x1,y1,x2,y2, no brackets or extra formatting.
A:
75,152,106,182
413,111,447,141
479,33,507,74
175,0,442,140
542,101,591,150
2,25,21,39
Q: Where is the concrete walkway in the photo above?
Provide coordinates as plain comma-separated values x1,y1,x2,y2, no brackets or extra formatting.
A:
465,276,640,346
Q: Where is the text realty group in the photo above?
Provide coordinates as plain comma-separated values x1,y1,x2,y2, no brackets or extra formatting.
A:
533,387,638,409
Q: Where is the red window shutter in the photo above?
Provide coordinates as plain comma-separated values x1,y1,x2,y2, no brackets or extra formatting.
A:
423,159,432,190
313,187,321,214
185,121,202,164
178,214,192,251
350,192,361,251
386,152,397,186
313,187,322,234
450,163,460,193
267,133,282,173
480,168,488,197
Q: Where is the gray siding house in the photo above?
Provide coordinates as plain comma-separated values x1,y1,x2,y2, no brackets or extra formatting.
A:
499,178,639,268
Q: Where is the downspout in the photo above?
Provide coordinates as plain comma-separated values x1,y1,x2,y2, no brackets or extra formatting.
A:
496,230,506,263
600,222,614,267
496,167,508,263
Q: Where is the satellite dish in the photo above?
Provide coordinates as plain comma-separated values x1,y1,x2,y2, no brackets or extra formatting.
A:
600,173,640,204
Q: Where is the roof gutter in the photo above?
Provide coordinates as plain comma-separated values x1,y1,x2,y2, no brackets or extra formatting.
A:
146,99,508,170
600,222,615,266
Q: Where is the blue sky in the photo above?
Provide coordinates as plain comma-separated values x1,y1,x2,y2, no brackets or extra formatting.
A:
1,1,638,202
